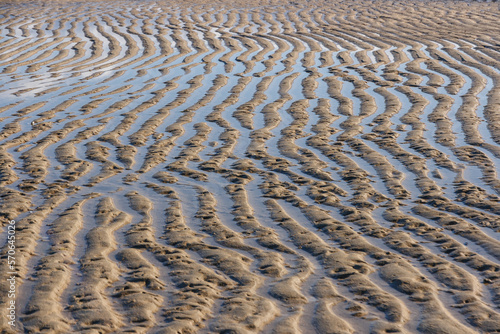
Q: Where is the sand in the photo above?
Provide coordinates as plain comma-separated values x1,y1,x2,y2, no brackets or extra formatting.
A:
0,0,499,332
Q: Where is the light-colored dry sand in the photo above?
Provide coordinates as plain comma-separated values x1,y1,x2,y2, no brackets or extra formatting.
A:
0,0,500,332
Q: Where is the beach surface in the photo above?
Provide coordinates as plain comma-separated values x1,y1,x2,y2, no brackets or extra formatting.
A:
0,0,500,332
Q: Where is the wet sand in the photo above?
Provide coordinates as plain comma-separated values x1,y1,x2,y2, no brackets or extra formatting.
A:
0,0,500,332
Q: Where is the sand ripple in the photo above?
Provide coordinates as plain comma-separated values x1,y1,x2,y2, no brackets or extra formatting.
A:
0,0,500,332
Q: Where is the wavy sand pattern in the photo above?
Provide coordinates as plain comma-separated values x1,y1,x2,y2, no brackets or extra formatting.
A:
0,0,500,333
